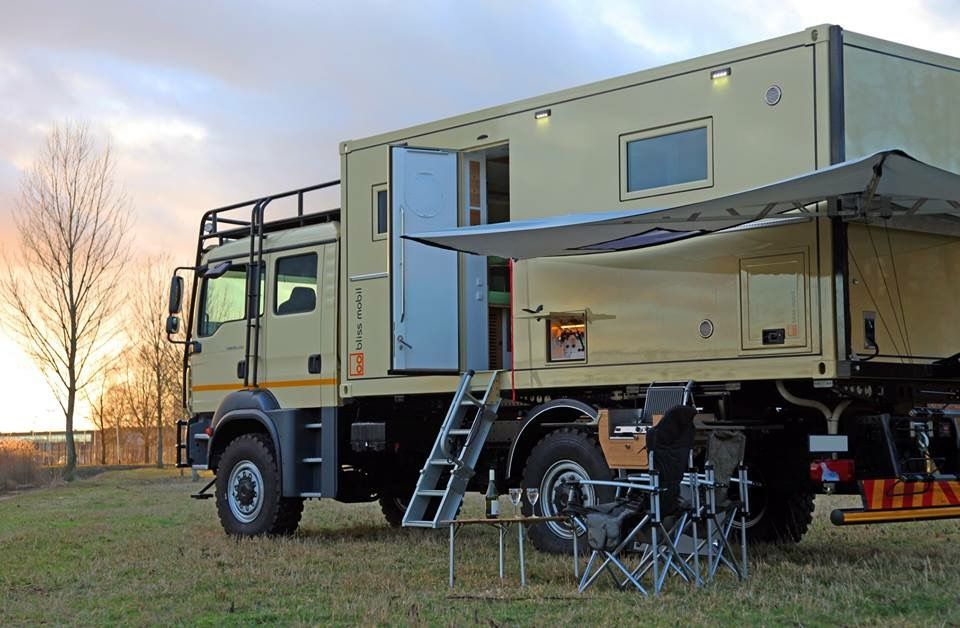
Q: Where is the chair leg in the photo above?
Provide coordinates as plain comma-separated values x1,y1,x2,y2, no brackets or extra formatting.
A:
578,515,652,594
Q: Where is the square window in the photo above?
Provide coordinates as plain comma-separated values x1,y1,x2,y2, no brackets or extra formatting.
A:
546,314,587,362
372,184,388,240
198,263,263,337
274,253,318,315
620,119,713,199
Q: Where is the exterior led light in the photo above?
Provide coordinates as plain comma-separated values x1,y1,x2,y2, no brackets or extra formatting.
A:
534,108,551,120
710,67,731,80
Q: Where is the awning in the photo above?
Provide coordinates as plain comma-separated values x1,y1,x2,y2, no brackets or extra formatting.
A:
403,150,960,259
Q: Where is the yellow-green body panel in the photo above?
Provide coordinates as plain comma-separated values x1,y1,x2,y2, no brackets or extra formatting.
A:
188,25,960,411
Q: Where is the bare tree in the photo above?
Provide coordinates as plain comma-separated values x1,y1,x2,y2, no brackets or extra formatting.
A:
85,366,124,465
128,255,183,468
119,348,154,465
2,123,132,479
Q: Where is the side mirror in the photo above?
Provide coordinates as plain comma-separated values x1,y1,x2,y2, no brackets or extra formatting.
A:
166,315,181,335
168,276,184,315
203,261,231,279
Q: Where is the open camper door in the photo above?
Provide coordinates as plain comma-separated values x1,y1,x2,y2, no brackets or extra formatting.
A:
390,146,460,373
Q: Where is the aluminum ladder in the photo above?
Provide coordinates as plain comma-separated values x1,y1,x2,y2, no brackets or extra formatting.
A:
402,370,501,528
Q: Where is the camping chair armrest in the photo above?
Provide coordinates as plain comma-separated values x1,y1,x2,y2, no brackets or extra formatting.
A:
572,478,660,493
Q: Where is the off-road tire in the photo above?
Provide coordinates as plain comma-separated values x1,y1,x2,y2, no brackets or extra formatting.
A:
216,433,291,536
744,488,815,543
742,427,815,544
273,497,305,536
521,428,614,554
379,487,409,528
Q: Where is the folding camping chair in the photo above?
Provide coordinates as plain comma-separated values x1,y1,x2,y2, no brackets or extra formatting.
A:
568,401,701,594
699,430,751,581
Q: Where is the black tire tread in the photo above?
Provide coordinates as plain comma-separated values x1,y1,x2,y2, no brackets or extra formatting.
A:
215,433,287,536
749,489,815,544
521,427,613,554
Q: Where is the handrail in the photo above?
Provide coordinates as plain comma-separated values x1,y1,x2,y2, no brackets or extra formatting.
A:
439,370,476,465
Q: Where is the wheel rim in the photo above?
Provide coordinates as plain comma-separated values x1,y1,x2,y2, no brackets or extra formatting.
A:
228,460,264,524
733,468,768,531
538,460,597,540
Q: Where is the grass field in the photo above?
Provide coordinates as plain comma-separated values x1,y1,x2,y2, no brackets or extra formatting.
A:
1,468,958,626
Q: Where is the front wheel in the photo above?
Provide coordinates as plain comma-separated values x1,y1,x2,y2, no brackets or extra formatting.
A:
521,428,614,554
216,433,299,536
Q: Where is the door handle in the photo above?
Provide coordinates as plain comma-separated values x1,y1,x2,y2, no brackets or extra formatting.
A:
237,360,246,380
399,205,406,323
307,354,322,374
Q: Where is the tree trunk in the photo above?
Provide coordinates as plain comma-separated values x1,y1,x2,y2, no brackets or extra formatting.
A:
99,427,106,465
156,370,164,468
64,387,77,480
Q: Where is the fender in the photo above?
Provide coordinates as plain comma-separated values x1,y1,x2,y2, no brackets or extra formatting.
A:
505,399,598,479
207,389,282,472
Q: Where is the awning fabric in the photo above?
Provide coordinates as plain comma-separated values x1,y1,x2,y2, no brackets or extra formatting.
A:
403,150,960,259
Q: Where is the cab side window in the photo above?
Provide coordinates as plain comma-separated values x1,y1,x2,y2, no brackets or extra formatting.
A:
198,263,263,337
275,253,318,315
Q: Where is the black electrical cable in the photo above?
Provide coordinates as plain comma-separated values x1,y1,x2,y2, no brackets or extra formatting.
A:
849,244,904,359
884,221,913,359
865,222,909,363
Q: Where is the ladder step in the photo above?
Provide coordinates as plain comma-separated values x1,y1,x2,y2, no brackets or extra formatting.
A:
402,369,502,529
305,423,323,429
300,492,323,498
302,457,323,464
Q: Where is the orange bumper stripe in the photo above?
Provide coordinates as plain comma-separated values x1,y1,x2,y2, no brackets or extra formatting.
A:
833,505,960,525
192,378,337,392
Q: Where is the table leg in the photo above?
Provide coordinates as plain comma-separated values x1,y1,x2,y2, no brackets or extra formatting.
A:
518,521,527,587
449,524,456,589
499,524,505,581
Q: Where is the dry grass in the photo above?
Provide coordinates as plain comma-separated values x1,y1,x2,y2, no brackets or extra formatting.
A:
0,439,47,492
0,468,958,625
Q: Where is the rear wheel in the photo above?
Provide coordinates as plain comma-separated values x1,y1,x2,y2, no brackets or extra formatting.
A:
741,429,815,543
521,428,614,554
740,482,815,543
379,486,410,528
216,433,298,536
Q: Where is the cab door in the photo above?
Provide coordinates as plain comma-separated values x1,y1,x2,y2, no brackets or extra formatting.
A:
189,260,262,413
263,242,338,408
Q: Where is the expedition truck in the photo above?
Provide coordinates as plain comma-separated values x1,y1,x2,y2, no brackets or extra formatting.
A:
168,25,960,553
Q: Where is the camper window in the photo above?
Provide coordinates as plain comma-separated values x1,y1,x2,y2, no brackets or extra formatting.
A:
372,184,388,240
547,314,587,362
620,118,713,199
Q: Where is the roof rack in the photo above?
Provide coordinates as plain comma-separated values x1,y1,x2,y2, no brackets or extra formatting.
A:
198,179,341,248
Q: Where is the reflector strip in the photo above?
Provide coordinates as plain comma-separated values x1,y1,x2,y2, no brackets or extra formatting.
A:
832,505,960,525
862,479,960,510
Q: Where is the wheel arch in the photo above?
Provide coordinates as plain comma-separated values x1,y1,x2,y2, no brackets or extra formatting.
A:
208,389,282,474
504,399,598,483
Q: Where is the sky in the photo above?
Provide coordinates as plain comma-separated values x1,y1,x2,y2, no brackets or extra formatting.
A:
1,0,959,432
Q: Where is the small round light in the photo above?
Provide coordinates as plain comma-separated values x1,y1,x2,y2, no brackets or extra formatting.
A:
764,85,782,106
699,319,715,339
